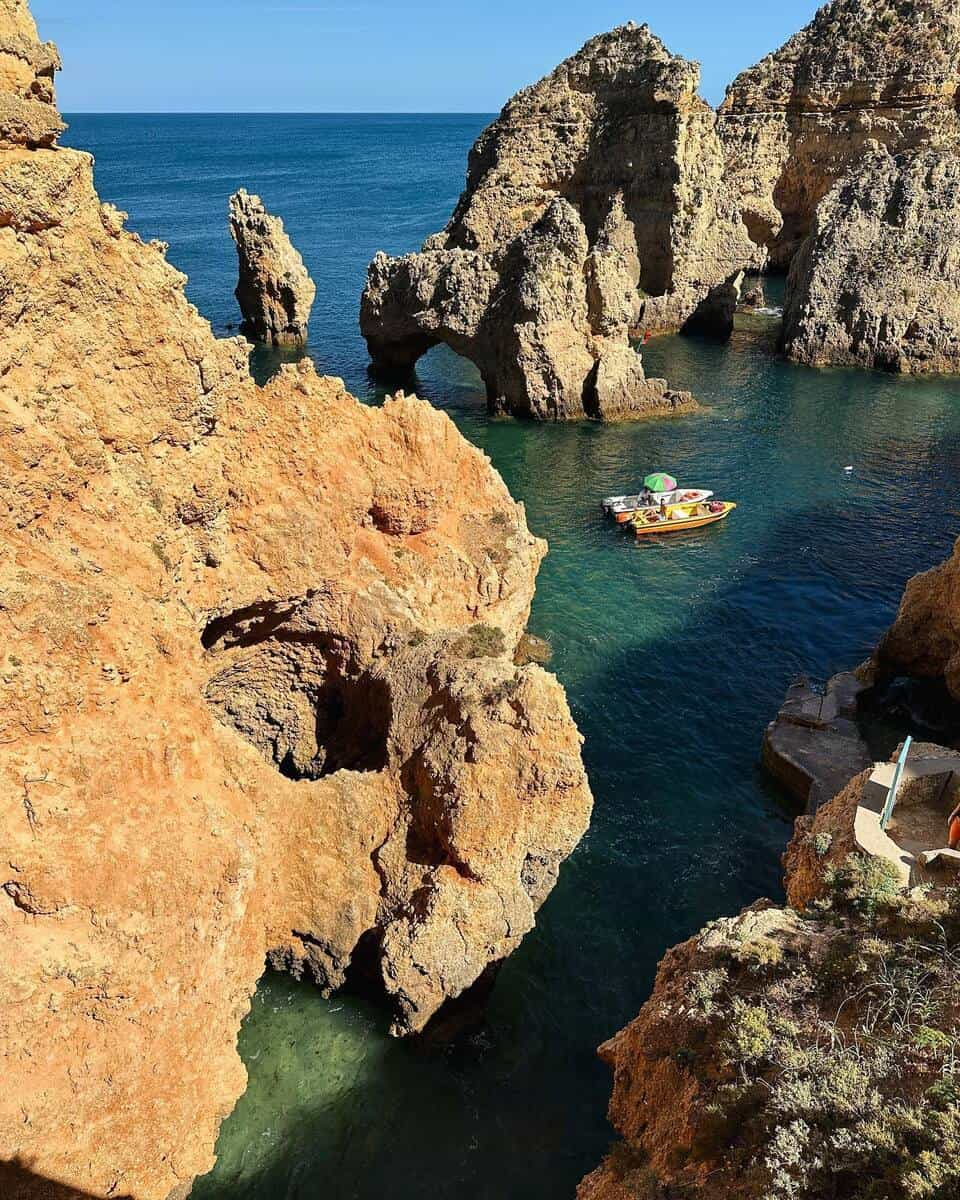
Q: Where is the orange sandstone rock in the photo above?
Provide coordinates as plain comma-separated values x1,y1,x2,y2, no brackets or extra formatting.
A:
0,7,592,1198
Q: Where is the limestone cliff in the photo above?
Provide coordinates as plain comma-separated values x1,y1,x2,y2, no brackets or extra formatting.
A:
719,0,960,269
782,148,960,372
0,0,61,148
0,7,592,1198
361,24,754,421
877,535,960,699
579,782,960,1200
229,188,316,347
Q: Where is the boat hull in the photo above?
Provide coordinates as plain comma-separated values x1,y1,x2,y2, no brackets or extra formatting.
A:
631,502,737,536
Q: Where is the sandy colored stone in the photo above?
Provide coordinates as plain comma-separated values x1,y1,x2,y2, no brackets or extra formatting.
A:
782,147,960,371
0,0,62,149
719,0,960,269
229,188,316,346
0,7,592,1198
361,23,755,420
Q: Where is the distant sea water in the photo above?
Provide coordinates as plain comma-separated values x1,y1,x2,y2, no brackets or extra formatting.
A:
63,114,960,1200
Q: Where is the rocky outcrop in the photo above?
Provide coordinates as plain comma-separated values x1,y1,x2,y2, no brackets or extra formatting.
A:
761,672,872,813
363,195,696,421
580,754,960,1200
229,188,316,346
0,0,62,148
877,536,960,699
0,7,592,1197
361,23,754,420
719,0,960,270
782,147,960,371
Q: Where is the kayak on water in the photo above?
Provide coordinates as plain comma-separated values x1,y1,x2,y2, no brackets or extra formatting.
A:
631,500,737,536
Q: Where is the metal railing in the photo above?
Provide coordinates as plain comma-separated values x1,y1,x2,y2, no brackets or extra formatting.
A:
880,736,913,832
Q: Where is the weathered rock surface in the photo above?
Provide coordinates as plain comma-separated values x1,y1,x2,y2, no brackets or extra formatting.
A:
877,535,960,699
229,188,316,346
719,0,960,270
782,147,960,371
761,672,872,813
0,0,61,148
0,7,592,1197
361,23,754,420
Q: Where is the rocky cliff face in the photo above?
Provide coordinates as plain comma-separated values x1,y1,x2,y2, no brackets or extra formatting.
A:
719,0,960,270
0,7,592,1197
0,0,61,148
782,148,960,372
579,785,960,1200
361,24,753,421
229,188,316,346
877,536,960,699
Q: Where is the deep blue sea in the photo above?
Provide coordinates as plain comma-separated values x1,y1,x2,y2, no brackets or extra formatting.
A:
62,114,960,1200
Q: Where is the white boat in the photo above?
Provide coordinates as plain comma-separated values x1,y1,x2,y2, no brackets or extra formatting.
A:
603,489,714,523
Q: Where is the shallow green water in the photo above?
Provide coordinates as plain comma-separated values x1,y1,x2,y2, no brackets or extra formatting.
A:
62,115,960,1200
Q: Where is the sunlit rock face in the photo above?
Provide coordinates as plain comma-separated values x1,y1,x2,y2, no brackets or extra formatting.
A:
229,188,316,347
718,0,960,270
782,147,960,372
0,4,592,1196
877,536,960,699
361,23,754,421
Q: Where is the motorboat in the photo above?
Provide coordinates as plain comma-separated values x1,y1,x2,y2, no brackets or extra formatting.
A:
631,500,737,536
603,489,714,524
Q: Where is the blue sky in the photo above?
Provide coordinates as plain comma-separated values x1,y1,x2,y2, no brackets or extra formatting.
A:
36,1,821,112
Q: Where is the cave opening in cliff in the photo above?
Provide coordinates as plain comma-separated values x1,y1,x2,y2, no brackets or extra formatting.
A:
202,608,393,780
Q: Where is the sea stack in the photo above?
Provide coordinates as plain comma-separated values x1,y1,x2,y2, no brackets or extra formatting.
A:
229,187,316,346
361,24,754,421
0,3,592,1195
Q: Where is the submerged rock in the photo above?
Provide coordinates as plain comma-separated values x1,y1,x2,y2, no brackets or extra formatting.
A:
782,147,960,372
361,23,753,420
229,187,316,346
719,0,960,269
0,7,592,1196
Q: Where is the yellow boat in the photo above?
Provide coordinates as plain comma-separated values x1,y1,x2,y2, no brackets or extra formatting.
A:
631,501,737,536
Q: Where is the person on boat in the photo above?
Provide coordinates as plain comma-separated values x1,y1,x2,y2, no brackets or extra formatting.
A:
659,498,668,518
639,485,655,508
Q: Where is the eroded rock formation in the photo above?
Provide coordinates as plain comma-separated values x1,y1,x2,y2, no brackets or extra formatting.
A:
229,188,316,346
579,752,960,1200
0,7,592,1197
719,0,960,270
877,535,960,699
0,0,61,148
361,23,755,420
782,148,960,371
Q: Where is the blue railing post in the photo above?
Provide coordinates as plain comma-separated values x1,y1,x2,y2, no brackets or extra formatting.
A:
881,736,913,832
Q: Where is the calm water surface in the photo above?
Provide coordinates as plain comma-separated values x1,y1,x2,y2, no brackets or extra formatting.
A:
63,114,960,1200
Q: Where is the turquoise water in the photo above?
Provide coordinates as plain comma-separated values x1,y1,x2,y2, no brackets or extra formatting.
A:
63,115,960,1199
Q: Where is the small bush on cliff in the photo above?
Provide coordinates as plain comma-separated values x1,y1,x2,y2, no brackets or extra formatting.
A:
452,623,506,659
824,853,903,917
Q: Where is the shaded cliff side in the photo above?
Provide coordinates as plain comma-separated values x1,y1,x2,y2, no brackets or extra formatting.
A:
0,5,592,1197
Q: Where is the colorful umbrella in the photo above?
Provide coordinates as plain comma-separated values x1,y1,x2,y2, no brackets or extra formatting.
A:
644,472,677,492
